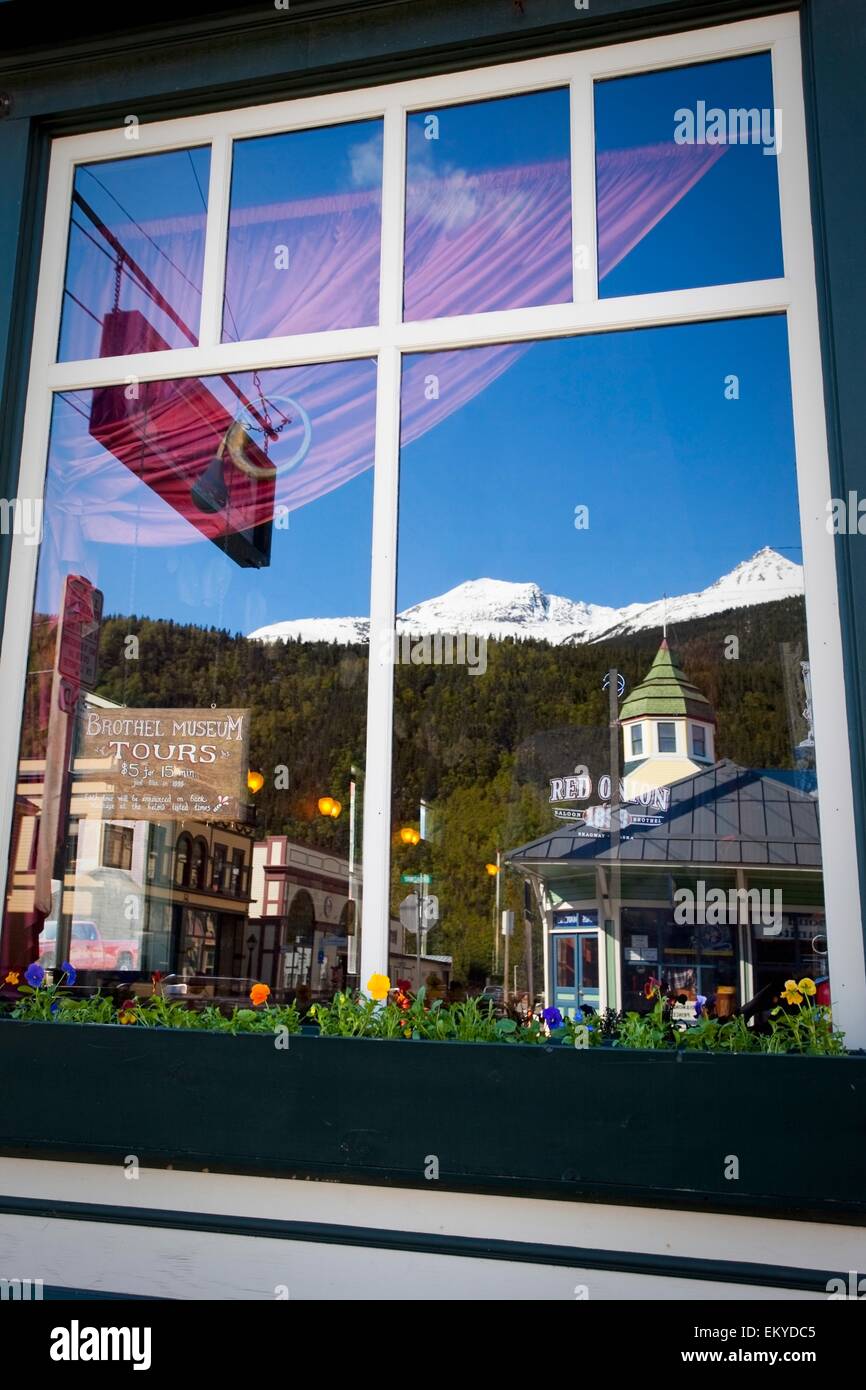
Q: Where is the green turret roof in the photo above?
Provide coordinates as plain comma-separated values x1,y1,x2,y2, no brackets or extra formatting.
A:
619,639,715,724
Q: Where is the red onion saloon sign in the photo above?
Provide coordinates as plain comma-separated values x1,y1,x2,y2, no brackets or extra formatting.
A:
77,708,250,820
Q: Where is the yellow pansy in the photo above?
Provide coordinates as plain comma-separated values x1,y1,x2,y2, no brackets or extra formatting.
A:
4,970,19,985
366,973,391,1001
781,979,804,1006
798,978,817,997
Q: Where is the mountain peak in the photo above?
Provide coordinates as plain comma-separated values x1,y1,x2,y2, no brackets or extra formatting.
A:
248,549,804,647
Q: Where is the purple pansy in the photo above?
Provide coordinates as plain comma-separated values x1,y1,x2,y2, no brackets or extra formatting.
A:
61,961,77,986
542,1006,564,1029
24,962,45,988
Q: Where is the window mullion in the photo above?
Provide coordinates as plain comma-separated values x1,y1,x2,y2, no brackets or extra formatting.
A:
570,67,598,306
198,133,233,348
359,103,406,982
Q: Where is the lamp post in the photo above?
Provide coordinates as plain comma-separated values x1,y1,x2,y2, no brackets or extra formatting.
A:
485,857,500,975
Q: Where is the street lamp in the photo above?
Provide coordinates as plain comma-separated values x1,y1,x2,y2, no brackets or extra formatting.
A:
318,795,341,818
247,769,264,794
400,826,420,846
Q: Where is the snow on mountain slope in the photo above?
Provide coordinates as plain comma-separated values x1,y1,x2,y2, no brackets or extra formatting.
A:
247,548,803,647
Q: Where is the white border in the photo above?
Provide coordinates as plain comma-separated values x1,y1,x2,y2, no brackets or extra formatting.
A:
2,12,863,1042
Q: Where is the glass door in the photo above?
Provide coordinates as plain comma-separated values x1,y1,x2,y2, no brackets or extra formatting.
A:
553,932,600,1018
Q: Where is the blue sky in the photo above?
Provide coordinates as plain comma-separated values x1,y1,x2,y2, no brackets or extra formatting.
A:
397,314,799,611
596,52,782,294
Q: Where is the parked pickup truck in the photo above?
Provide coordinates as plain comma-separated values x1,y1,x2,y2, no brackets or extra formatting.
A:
38,921,139,972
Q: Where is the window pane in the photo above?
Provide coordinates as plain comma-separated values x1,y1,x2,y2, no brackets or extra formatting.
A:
1,360,376,1004
556,936,575,988
392,315,830,1022
404,89,572,321
223,120,383,342
59,148,211,362
657,721,677,753
595,53,783,296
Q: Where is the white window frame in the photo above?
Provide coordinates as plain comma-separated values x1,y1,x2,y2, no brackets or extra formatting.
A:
2,12,863,1044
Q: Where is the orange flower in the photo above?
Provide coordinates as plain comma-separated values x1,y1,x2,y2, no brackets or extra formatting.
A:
250,982,271,1007
366,973,390,1001
118,1009,136,1025
4,970,19,986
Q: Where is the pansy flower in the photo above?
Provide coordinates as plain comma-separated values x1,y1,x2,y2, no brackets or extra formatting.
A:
542,1006,563,1029
61,961,77,986
4,970,19,986
250,983,270,1006
798,978,817,997
366,973,390,1001
781,979,804,1006
24,962,45,989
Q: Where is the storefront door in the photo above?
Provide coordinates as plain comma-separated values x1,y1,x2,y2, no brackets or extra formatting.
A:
552,932,600,1018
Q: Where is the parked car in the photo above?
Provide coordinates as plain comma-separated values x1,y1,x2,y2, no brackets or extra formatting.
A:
38,921,139,972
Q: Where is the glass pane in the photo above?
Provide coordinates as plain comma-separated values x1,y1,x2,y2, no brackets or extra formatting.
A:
59,148,211,362
556,936,575,988
581,936,599,990
1,359,376,1010
223,120,383,342
595,53,783,296
392,315,832,1028
404,89,572,321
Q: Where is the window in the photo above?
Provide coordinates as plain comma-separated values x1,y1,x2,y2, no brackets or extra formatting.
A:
212,843,227,892
102,823,134,871
174,834,192,888
657,722,677,754
0,14,858,1043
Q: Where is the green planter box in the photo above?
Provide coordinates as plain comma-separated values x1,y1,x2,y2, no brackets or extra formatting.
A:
1,1018,863,1219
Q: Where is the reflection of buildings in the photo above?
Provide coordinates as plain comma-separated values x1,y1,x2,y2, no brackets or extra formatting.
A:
4,749,254,979
250,835,451,997
506,639,827,1019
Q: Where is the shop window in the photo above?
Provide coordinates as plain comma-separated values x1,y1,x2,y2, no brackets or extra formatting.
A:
0,14,850,1042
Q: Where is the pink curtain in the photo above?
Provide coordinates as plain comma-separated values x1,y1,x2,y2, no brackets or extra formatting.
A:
50,143,727,554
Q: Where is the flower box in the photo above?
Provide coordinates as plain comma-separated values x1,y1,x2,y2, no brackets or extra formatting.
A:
0,1017,863,1220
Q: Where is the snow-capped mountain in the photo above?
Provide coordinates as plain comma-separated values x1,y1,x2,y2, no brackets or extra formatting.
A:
247,547,803,647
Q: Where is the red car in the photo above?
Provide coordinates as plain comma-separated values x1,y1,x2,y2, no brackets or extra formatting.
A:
38,921,139,973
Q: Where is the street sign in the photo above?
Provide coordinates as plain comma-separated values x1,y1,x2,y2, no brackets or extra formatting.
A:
501,909,515,937
422,894,439,924
400,893,418,933
400,872,432,884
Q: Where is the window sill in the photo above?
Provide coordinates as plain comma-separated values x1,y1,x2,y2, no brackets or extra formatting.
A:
0,1018,863,1220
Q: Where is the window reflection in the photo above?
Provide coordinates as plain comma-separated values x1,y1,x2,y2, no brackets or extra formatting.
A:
393,316,826,1024
59,148,211,362
223,121,383,341
404,89,572,320
1,360,376,1005
595,53,783,296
